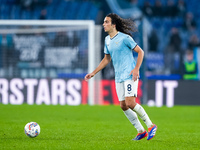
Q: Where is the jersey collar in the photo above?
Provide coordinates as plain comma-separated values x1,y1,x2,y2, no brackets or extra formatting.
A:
110,32,119,40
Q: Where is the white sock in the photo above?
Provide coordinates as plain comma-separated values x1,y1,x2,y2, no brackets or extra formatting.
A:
124,108,145,133
133,104,153,128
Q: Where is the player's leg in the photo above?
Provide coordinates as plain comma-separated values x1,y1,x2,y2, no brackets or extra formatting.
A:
116,82,147,140
133,103,157,140
123,97,147,140
120,100,145,134
124,79,157,140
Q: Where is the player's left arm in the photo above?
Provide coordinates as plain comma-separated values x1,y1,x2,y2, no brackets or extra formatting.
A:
129,45,144,81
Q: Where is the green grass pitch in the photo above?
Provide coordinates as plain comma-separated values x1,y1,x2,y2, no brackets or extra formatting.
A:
0,104,200,150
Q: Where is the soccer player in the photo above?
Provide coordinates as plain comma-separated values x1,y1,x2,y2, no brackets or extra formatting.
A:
84,13,157,140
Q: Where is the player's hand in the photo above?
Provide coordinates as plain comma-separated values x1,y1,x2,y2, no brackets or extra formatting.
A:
84,73,95,81
129,68,139,81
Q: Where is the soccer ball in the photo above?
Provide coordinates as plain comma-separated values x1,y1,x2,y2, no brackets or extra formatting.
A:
24,122,40,138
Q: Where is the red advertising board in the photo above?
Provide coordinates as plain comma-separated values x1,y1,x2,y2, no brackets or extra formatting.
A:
0,78,142,105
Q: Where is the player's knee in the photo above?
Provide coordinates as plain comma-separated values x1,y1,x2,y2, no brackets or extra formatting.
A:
126,101,137,109
126,103,134,109
125,97,137,109
120,102,129,111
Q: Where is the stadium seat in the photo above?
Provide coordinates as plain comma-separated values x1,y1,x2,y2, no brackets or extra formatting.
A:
88,5,99,21
10,5,21,19
65,1,79,20
76,2,91,20
21,10,32,20
0,4,11,19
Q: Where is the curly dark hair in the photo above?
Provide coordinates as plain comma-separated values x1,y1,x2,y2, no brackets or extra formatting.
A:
106,13,137,36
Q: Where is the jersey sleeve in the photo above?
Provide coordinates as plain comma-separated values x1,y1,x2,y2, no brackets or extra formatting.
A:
124,35,137,50
104,39,110,54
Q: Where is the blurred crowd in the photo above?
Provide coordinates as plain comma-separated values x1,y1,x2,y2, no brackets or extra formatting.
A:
141,0,186,18
101,0,199,80
0,0,199,80
142,0,199,80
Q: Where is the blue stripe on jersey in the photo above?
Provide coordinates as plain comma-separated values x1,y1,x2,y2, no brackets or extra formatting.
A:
104,32,137,83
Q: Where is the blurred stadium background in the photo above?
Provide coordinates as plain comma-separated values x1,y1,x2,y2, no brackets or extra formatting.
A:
0,0,200,107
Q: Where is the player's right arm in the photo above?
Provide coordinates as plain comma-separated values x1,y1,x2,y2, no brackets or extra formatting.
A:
84,54,111,81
